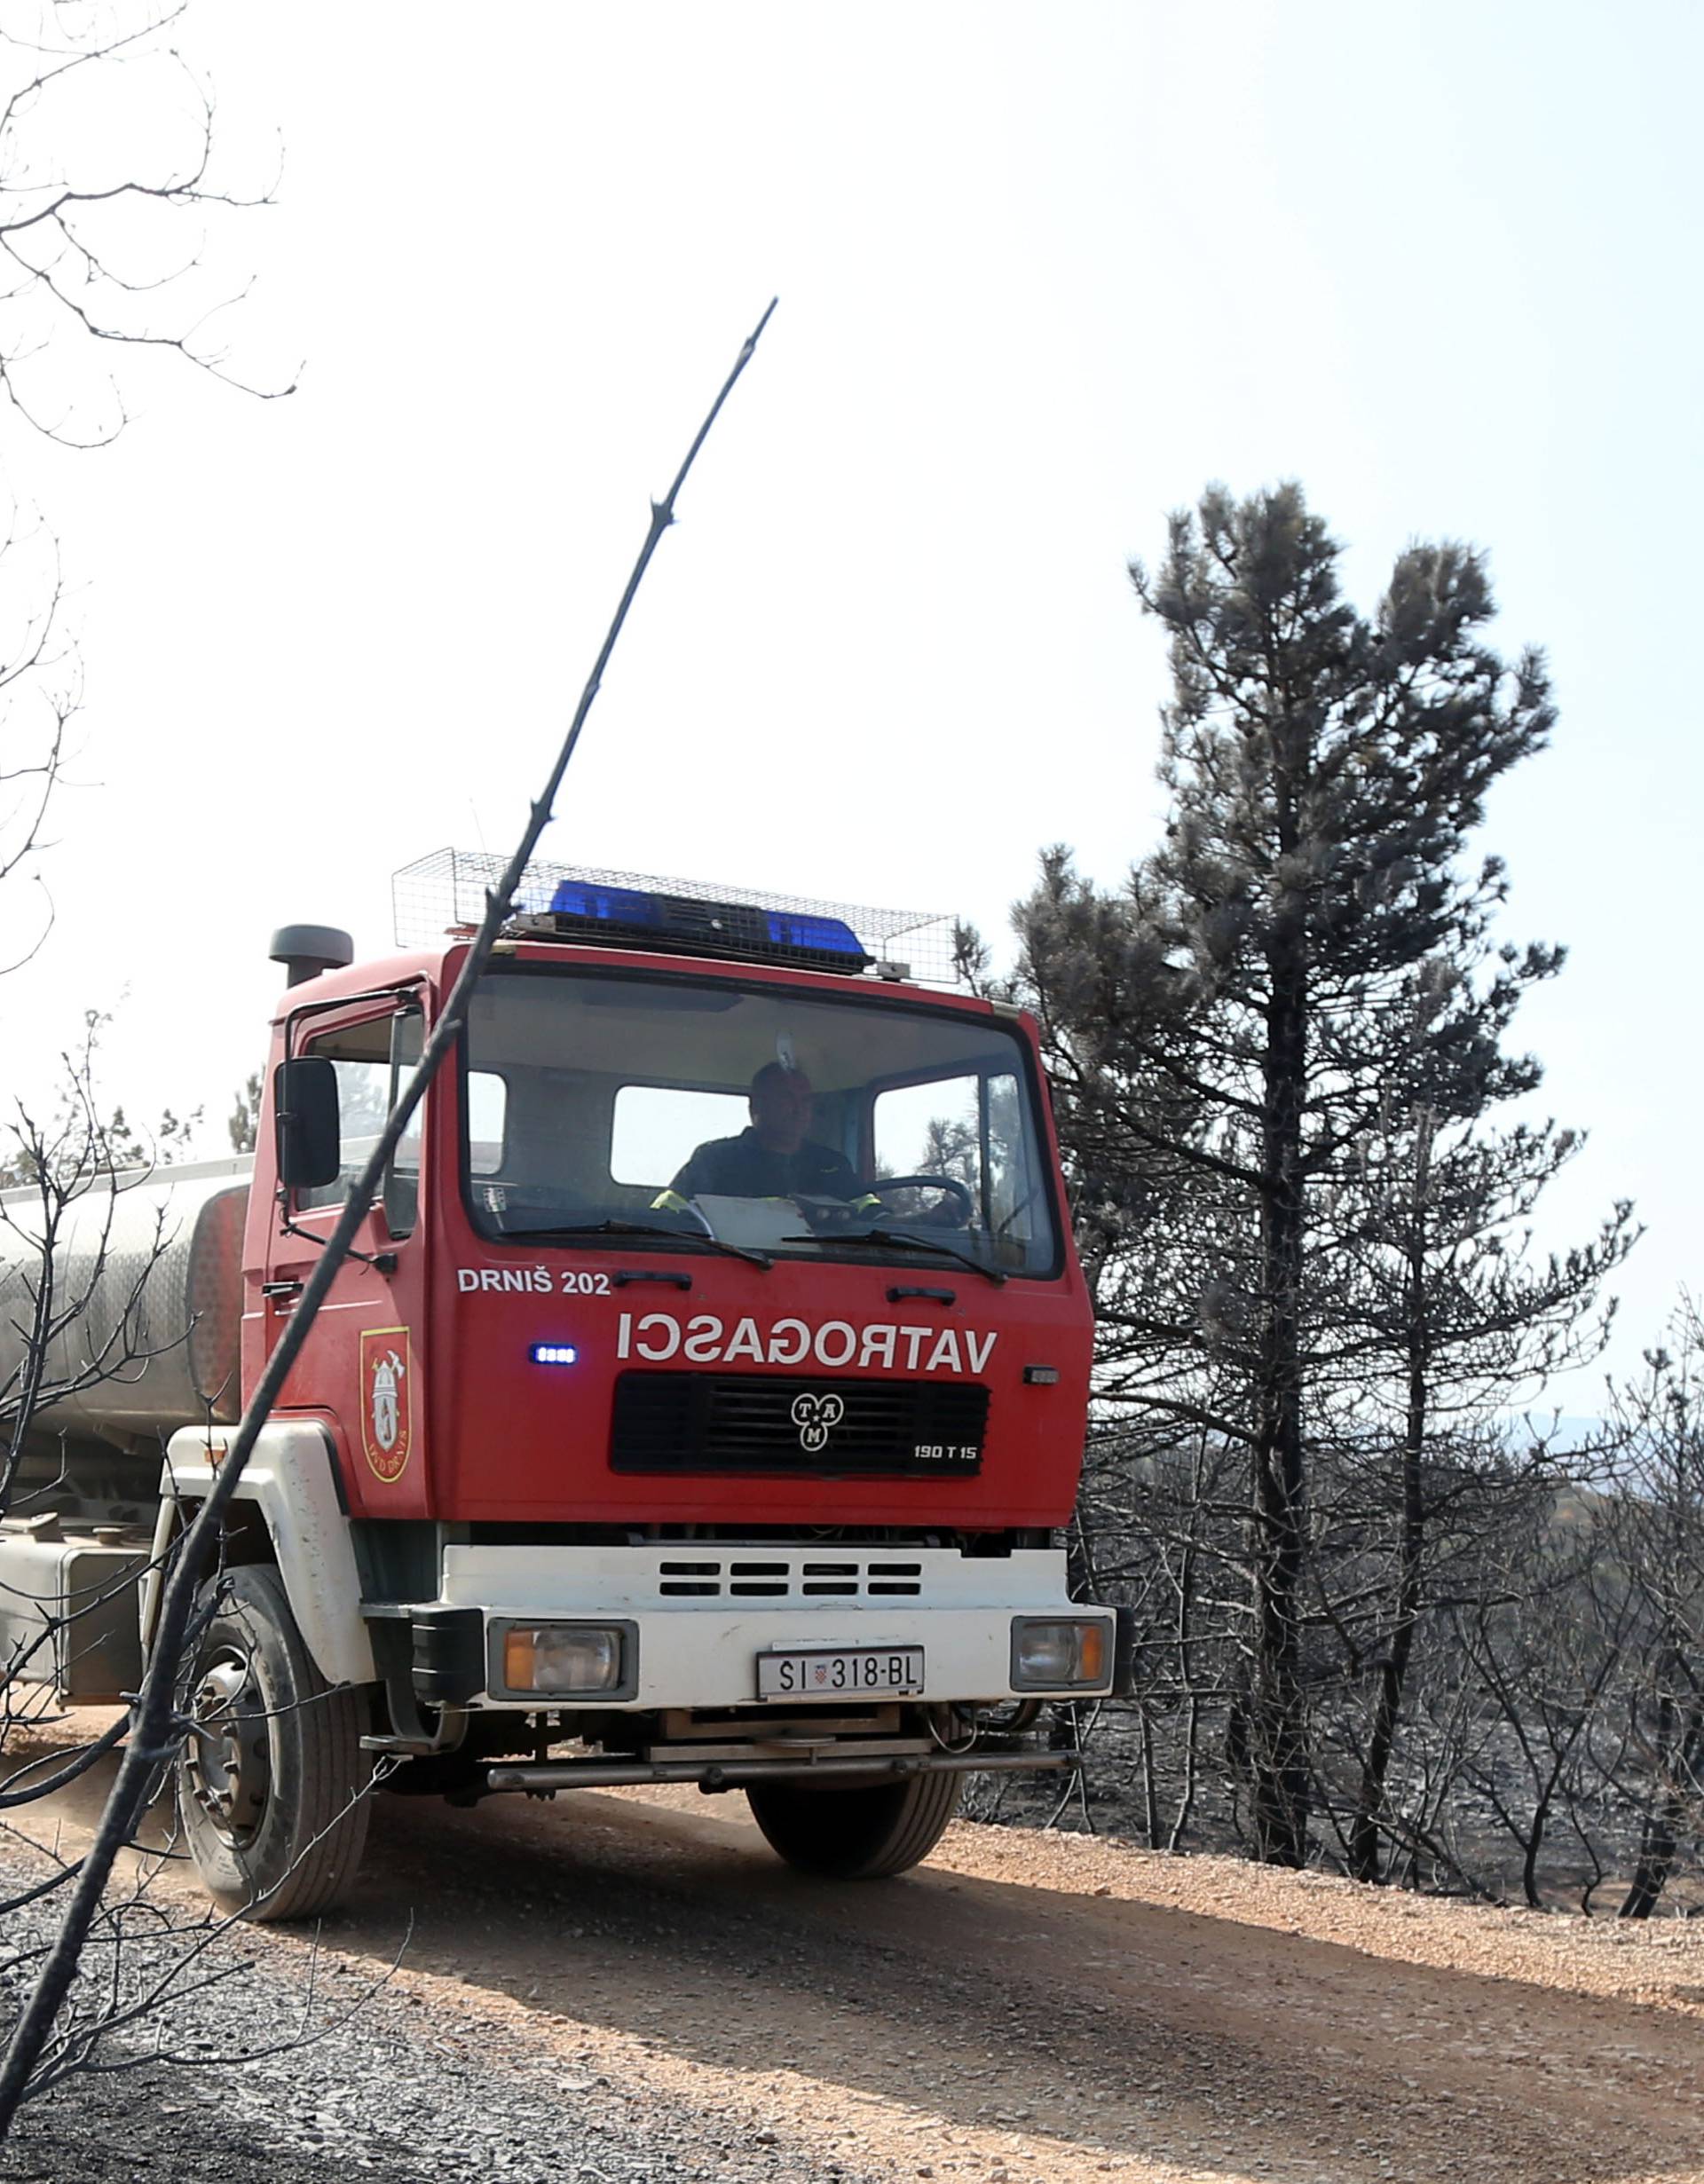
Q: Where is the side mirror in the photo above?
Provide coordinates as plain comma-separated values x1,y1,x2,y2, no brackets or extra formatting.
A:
274,1056,341,1190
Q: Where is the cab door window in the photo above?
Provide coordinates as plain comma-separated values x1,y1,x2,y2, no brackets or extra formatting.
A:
872,1068,1044,1264
295,1007,423,1238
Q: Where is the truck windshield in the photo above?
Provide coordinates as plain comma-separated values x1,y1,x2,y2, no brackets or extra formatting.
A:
461,966,1059,1278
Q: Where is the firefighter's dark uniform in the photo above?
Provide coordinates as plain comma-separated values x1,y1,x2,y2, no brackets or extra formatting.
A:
669,1130,858,1202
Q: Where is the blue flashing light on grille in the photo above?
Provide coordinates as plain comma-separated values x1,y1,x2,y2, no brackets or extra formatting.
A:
548,881,661,926
530,1343,580,1368
764,911,865,958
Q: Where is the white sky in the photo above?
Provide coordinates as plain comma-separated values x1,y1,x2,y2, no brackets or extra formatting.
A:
2,1,1698,1399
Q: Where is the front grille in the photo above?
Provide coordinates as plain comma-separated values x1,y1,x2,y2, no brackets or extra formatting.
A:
611,1372,988,1478
655,1556,925,1600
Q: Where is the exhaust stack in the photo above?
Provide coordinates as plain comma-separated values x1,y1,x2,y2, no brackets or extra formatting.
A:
269,924,354,988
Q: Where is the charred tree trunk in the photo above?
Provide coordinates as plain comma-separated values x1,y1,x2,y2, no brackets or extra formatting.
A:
1137,1703,1160,1848
1166,1431,1208,1853
1350,1139,1433,1883
1168,1691,1203,1853
1249,910,1310,1867
1349,1413,1424,1880
1620,1685,1703,1919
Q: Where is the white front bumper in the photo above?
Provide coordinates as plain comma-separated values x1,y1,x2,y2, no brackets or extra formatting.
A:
438,1543,1109,1712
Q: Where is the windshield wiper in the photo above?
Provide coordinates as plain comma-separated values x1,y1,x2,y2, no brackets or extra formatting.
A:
499,1218,772,1269
784,1225,1006,1286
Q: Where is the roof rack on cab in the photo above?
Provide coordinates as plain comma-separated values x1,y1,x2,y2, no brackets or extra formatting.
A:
391,848,965,988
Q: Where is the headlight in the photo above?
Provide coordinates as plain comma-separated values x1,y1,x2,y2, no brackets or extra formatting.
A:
498,1621,632,1697
1010,1616,1111,1691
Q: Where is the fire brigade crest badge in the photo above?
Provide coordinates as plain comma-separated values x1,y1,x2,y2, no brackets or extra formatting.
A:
359,1328,414,1483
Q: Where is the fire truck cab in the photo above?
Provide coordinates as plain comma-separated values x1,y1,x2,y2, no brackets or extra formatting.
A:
17,861,1120,1919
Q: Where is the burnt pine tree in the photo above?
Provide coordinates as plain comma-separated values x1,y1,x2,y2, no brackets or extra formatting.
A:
1320,1001,1633,1883
1596,1315,1704,1917
1017,484,1559,1865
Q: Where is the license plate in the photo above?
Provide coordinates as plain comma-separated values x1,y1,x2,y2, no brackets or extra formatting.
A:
756,1645,925,1699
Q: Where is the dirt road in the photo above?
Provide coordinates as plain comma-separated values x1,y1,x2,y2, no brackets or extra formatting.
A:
6,1752,1704,2183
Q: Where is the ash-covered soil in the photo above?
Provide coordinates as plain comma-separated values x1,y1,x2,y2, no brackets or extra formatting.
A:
2,1732,1701,2184
0,1848,895,2184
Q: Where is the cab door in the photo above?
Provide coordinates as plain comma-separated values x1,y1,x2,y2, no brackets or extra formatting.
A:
264,995,433,1519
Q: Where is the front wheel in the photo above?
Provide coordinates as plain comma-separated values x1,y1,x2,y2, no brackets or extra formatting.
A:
175,1564,374,1921
746,1769,962,1880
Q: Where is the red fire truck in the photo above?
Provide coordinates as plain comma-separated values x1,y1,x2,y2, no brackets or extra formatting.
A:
0,859,1119,1919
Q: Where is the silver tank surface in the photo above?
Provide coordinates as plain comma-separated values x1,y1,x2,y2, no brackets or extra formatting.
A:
0,1156,251,1439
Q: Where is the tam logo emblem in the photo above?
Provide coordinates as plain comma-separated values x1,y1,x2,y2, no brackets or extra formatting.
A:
790,1391,844,1453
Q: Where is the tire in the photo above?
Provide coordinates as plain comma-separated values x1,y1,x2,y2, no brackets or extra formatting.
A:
746,1768,963,1880
175,1564,374,1922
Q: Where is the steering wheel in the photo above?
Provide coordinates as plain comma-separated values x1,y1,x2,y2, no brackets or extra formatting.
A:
858,1173,974,1227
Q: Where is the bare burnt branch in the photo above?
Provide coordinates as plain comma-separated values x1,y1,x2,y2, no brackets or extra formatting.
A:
0,1037,188,1514
0,1718,125,1809
0,1594,407,2103
0,299,778,2127
0,523,75,968
0,1851,81,1919
0,3,290,447
4,1731,406,2101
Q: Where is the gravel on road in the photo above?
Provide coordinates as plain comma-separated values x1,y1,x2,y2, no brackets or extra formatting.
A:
0,1731,1700,2184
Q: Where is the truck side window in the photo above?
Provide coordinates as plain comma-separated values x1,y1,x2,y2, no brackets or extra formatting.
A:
611,1084,748,1187
295,1008,424,1240
872,1069,1039,1256
383,1011,424,1236
467,1069,507,1176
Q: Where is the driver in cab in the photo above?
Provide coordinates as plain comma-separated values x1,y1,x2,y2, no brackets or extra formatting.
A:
663,1062,859,1203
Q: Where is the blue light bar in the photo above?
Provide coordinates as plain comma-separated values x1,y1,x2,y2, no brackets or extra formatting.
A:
529,1343,580,1367
764,911,865,958
528,883,874,972
548,881,661,926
